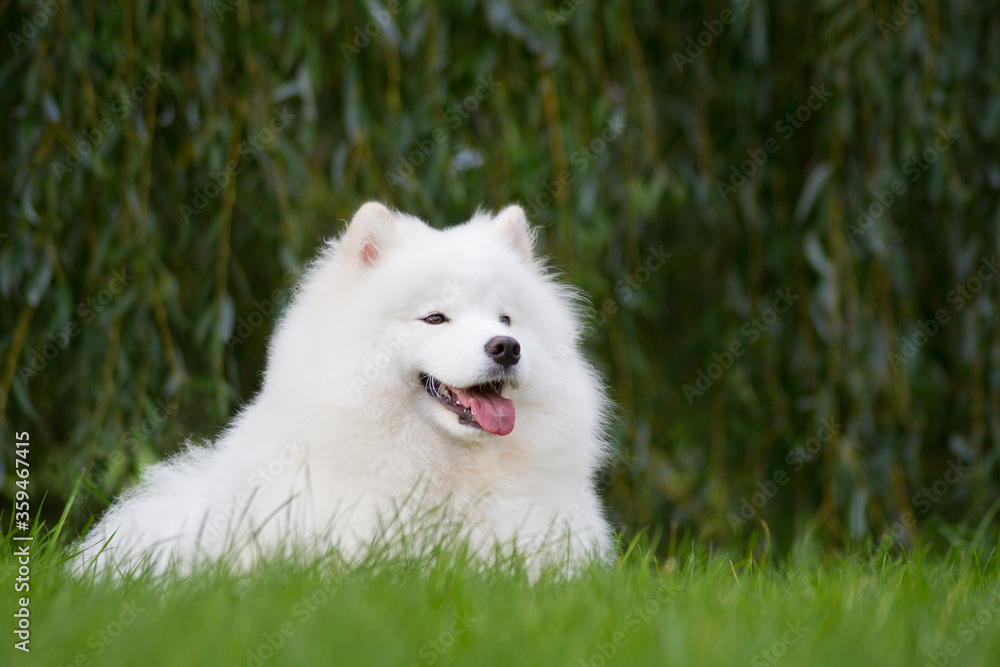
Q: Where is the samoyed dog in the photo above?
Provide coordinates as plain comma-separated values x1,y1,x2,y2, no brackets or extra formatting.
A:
72,203,613,577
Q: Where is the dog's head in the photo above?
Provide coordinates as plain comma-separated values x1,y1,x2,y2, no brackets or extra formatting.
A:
334,202,579,442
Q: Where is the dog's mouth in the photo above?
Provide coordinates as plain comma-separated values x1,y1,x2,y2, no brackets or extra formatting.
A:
420,374,515,436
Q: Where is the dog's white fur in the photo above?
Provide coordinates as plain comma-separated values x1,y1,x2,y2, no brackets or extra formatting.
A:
72,203,613,576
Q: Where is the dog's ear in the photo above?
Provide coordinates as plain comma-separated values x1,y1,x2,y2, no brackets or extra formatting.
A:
343,202,396,268
495,205,535,262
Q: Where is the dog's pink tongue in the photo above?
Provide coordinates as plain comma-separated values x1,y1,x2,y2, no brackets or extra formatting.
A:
469,393,515,436
457,388,515,436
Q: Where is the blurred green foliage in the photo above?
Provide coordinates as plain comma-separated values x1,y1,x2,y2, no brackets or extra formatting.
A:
1,0,998,555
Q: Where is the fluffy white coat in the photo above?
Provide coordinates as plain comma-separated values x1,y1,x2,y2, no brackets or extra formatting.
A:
72,203,613,576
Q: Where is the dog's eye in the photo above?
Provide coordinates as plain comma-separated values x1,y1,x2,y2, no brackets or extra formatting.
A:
422,313,449,325
499,315,511,326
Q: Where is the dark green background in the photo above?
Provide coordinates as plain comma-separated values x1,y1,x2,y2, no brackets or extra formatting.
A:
2,0,998,556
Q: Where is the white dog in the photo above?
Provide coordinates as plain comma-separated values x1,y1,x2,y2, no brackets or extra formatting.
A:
72,203,613,577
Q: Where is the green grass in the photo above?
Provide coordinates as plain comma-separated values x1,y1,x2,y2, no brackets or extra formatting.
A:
2,516,999,667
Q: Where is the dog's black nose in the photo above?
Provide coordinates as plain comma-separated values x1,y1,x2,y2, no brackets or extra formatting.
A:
485,335,521,368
